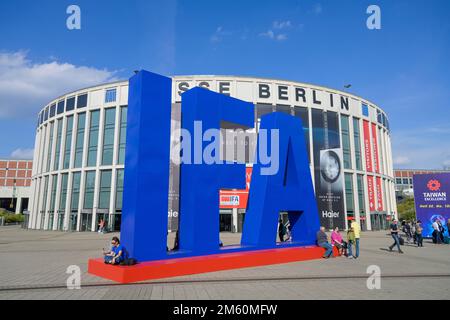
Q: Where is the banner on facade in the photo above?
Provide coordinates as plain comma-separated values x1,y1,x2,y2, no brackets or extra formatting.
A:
312,110,346,230
413,173,450,238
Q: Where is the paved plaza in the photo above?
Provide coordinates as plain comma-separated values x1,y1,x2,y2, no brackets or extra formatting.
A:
0,226,449,300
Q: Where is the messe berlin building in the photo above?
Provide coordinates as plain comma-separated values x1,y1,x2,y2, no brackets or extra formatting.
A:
27,76,397,233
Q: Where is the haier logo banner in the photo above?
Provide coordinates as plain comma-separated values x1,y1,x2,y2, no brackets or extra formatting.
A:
413,173,450,238
312,109,345,230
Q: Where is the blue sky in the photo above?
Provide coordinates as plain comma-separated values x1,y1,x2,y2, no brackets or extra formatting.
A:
0,0,449,169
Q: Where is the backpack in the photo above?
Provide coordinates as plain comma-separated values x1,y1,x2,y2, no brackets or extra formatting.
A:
120,258,138,266
119,247,138,266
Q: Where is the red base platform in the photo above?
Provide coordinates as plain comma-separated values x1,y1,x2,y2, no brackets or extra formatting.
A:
88,246,337,284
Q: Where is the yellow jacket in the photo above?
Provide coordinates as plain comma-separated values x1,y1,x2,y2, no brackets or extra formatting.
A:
351,221,361,239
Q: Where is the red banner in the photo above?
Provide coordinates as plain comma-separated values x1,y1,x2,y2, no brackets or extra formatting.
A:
371,123,380,174
376,177,384,211
363,120,373,172
220,167,252,209
367,176,375,212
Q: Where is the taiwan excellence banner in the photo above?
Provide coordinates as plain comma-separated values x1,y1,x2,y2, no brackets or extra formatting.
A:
413,173,450,238
312,109,346,230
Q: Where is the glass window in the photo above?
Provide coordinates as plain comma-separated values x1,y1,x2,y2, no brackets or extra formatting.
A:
57,100,65,114
357,175,366,216
71,172,81,211
256,104,274,119
44,107,49,121
74,113,86,168
98,170,112,209
83,171,96,209
105,89,117,103
53,119,63,171
115,169,124,211
63,116,74,169
87,110,100,167
402,178,409,185
66,97,75,112
118,106,127,164
46,122,54,172
345,173,354,215
59,173,69,211
396,178,402,185
362,104,369,117
275,104,292,115
49,175,58,211
294,107,310,163
49,104,56,118
77,94,88,109
41,176,49,214
353,118,363,171
341,115,352,169
101,108,116,166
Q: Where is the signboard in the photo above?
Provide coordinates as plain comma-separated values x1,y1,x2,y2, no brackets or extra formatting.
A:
376,176,384,211
363,120,373,173
367,175,375,212
219,167,252,209
413,173,450,238
312,109,346,230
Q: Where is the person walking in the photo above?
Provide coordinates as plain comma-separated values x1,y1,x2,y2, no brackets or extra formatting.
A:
415,220,424,247
316,226,334,259
347,226,355,259
278,218,286,242
411,221,417,245
404,221,412,243
389,220,404,253
437,220,445,243
350,220,361,259
432,220,440,244
98,219,105,234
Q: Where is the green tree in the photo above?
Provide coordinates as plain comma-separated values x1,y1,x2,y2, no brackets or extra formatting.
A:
397,198,416,221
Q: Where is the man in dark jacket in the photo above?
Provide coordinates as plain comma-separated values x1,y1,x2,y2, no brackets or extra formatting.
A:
316,226,333,258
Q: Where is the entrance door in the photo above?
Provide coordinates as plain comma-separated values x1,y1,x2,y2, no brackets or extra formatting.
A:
80,211,92,231
220,213,232,232
69,212,78,231
57,213,65,231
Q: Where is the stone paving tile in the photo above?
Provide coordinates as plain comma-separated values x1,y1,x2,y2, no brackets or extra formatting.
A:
1,226,450,300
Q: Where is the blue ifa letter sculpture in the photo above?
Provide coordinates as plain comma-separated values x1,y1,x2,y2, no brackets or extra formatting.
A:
120,70,320,262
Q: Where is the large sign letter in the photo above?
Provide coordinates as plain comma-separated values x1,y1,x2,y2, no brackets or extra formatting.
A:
179,88,254,255
121,71,172,261
241,112,320,248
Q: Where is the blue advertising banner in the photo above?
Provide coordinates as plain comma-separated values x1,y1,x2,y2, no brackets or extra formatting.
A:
413,173,450,238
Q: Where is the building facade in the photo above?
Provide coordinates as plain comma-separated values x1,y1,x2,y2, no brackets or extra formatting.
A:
394,169,450,199
28,76,397,233
0,159,33,214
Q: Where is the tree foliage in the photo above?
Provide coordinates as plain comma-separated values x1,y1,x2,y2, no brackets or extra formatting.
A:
397,198,416,221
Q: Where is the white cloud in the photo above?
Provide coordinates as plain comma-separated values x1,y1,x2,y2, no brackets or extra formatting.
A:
210,26,232,43
259,30,288,41
0,51,118,119
273,20,292,29
393,156,412,166
10,148,34,160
